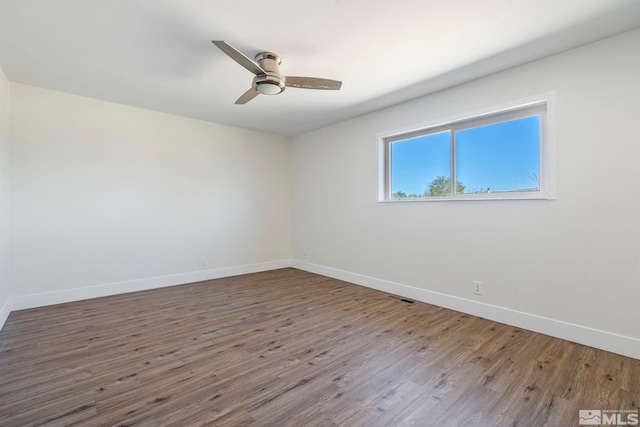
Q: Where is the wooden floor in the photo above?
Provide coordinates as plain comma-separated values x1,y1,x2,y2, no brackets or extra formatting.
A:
0,268,637,426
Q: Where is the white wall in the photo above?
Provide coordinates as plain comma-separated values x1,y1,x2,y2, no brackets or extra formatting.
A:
292,29,640,345
0,66,9,324
9,84,291,301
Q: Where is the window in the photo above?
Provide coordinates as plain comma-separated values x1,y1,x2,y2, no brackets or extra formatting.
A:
379,95,554,201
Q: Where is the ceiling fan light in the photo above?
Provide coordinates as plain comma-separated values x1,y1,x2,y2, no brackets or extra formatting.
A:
255,81,284,95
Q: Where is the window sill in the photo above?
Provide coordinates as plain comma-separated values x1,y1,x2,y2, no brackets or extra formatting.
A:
379,193,556,202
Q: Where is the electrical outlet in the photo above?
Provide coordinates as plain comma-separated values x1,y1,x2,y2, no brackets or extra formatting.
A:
303,250,308,260
200,257,207,267
472,281,483,295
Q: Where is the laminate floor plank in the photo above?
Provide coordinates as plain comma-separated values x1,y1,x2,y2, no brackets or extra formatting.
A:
1,268,638,426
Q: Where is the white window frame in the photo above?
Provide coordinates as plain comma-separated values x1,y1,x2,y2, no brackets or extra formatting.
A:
377,93,556,202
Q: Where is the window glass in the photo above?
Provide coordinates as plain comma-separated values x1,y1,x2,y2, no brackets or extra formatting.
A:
390,131,450,198
455,116,540,194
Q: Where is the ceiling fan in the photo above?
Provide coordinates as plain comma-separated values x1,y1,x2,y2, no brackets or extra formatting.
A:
212,40,342,104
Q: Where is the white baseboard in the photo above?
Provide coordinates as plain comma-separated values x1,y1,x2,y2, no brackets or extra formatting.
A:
291,260,640,360
4,258,638,360
0,297,10,332
10,259,292,311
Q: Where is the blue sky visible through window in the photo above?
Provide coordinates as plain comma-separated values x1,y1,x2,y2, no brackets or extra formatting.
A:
390,116,540,196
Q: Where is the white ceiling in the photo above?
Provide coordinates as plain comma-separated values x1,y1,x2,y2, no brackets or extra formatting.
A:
1,1,639,137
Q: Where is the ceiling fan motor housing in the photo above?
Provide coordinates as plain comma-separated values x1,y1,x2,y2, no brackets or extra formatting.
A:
252,52,285,95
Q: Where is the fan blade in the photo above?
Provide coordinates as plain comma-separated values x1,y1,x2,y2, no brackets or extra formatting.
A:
212,40,265,75
235,88,260,105
285,76,342,90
